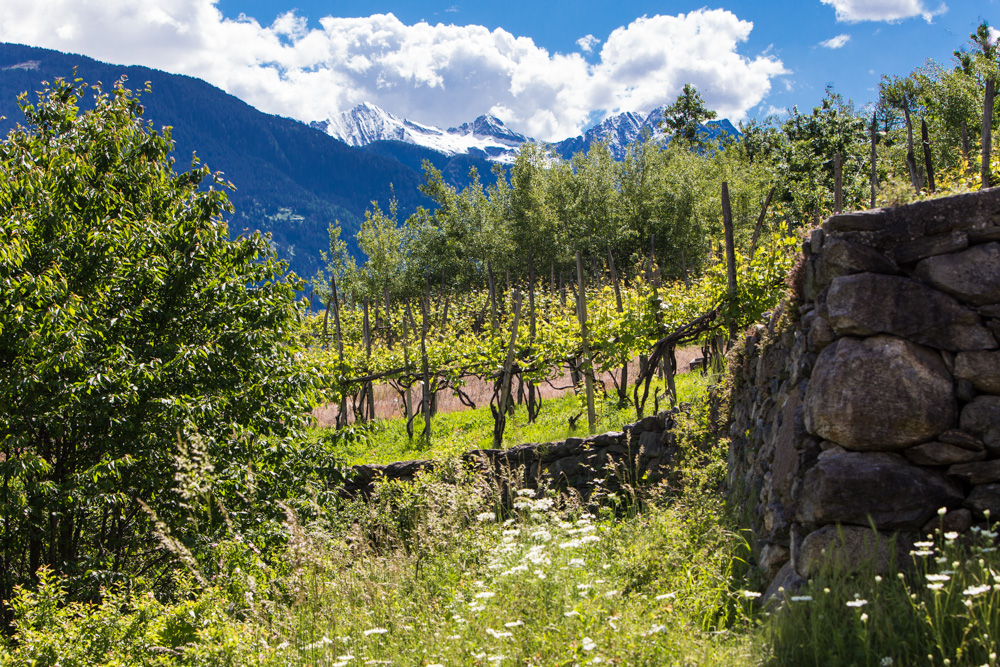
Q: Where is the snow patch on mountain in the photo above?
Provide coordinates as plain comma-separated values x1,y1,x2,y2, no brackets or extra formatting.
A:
312,103,740,164
314,103,525,163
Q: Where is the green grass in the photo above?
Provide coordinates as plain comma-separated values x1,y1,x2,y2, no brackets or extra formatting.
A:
5,371,1000,666
329,371,713,465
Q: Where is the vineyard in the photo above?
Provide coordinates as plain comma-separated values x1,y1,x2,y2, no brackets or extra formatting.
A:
302,227,798,444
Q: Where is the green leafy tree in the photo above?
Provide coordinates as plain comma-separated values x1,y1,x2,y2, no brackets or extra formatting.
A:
0,77,317,607
662,84,718,146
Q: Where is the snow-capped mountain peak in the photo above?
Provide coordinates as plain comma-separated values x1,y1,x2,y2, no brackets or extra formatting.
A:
311,102,739,164
448,114,528,147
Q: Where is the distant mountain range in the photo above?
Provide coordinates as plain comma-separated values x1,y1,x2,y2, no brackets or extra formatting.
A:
0,42,738,280
313,102,739,162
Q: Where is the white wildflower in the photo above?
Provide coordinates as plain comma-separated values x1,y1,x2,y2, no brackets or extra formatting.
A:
657,593,677,600
363,628,388,636
846,599,868,608
963,584,991,596
582,637,597,651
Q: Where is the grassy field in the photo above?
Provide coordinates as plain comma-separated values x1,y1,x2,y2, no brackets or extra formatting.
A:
3,373,1000,666
328,371,712,465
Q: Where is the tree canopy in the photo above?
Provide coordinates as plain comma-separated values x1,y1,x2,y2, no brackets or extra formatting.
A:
0,77,317,606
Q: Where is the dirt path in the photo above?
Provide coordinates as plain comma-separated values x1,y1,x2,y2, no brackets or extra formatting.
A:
312,346,703,427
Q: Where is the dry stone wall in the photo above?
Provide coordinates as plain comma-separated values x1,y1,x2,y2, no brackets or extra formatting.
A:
728,187,1000,596
342,412,680,499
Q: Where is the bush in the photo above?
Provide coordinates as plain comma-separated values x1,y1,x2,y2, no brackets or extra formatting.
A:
0,77,318,610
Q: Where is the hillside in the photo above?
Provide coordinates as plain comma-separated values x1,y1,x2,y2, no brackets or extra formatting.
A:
0,43,495,279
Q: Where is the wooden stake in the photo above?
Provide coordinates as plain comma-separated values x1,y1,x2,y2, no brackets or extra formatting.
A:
921,119,936,193
983,77,995,189
834,152,843,214
528,249,536,340
903,104,922,193
721,182,738,300
419,293,431,440
576,251,596,432
608,249,628,405
870,112,878,208
363,299,374,421
487,261,499,330
961,119,971,166
493,291,523,448
330,276,346,426
748,185,775,261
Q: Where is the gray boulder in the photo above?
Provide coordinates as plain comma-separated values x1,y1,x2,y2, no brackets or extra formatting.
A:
804,336,957,450
915,242,1000,306
954,351,1000,394
795,450,964,529
826,273,996,351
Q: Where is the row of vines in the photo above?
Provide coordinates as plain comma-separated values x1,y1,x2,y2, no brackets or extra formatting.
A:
299,227,798,443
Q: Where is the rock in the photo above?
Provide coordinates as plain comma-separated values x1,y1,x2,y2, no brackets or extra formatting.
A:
795,450,964,529
965,484,1000,519
823,210,886,233
947,460,1000,486
804,336,957,451
954,351,1000,394
915,242,1000,306
960,396,1000,451
815,238,898,288
826,273,996,351
893,231,969,264
904,442,987,466
762,561,806,605
796,524,907,578
937,430,986,452
921,508,973,537
807,315,836,353
759,543,791,581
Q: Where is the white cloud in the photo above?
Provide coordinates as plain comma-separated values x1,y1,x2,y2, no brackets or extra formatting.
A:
820,0,947,23
819,34,851,49
576,34,600,53
0,1,786,141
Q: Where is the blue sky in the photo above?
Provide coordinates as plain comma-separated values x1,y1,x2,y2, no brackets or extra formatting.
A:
0,0,996,140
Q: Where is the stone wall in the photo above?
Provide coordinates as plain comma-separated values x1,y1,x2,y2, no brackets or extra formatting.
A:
343,411,680,498
727,187,1000,596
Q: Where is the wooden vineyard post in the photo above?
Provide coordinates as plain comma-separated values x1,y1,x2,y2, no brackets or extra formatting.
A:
419,291,431,441
903,104,922,193
870,112,878,208
550,263,556,295
363,298,375,421
921,119,936,193
487,261,499,330
526,250,540,422
748,186,775,262
721,182,738,348
983,76,995,189
559,271,567,307
493,291,522,448
401,301,414,439
330,276,347,427
721,183,738,300
576,251,596,432
608,249,628,405
834,152,843,214
961,120,971,167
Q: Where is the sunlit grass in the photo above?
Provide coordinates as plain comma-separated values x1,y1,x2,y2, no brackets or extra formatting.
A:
327,370,713,465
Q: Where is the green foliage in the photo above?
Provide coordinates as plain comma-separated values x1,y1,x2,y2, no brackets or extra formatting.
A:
0,77,318,607
662,83,719,146
765,524,1000,666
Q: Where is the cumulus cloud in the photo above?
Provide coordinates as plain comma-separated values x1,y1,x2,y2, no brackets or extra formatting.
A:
819,34,851,48
820,0,947,23
576,34,600,53
0,0,786,140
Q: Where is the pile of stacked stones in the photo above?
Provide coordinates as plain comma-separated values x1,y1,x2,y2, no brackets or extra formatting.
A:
342,411,680,499
727,188,1000,596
